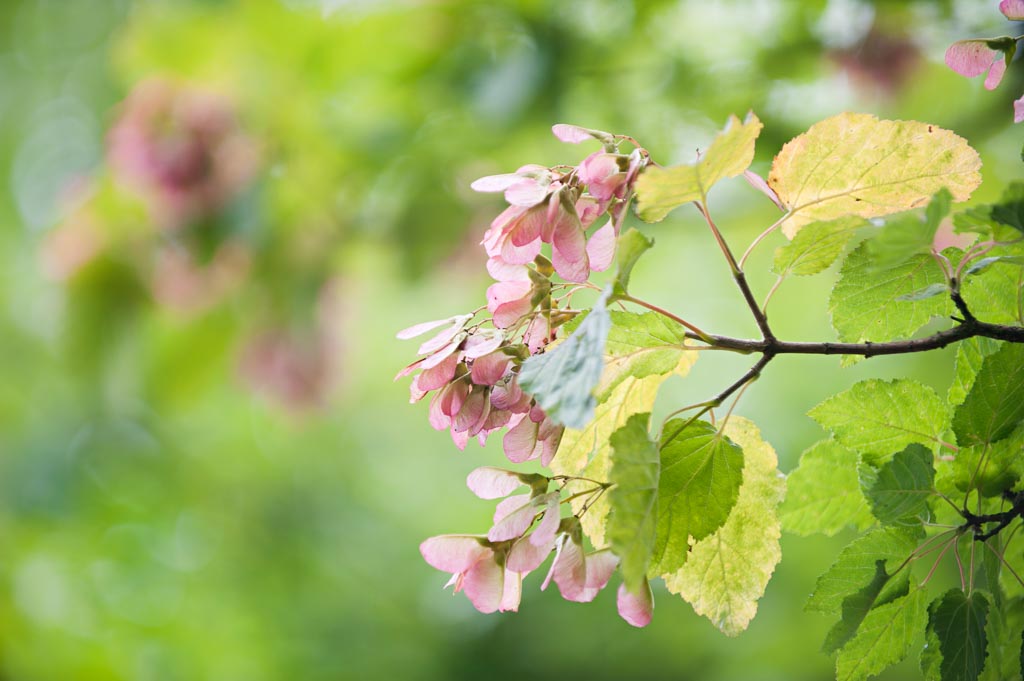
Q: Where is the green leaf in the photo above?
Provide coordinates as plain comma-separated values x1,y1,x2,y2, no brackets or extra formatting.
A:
863,444,935,524
809,379,950,465
780,439,875,536
650,419,744,575
991,181,1024,235
896,283,948,302
947,424,1024,497
824,560,910,653
807,527,920,614
611,228,654,298
519,288,611,429
607,413,660,590
635,112,762,222
953,343,1024,447
835,588,928,681
772,216,865,277
830,243,951,348
928,589,990,681
865,189,951,270
551,373,685,547
949,338,1001,407
598,311,694,400
768,113,982,238
662,417,785,636
963,255,1024,277
961,263,1024,325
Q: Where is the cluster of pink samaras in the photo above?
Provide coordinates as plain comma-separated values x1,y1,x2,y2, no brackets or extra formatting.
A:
397,124,653,625
944,0,1024,123
419,468,653,626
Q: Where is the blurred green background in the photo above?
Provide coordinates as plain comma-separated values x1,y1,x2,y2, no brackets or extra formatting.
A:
0,1,1020,679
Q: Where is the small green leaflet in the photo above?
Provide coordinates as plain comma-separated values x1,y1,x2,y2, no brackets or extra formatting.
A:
864,189,951,271
963,255,1024,277
772,216,865,277
635,112,762,222
862,444,935,524
897,283,948,302
953,343,1024,447
768,113,981,238
830,243,951,351
662,417,784,636
824,560,910,653
598,311,693,400
949,338,1001,407
780,439,874,537
807,527,920,614
835,588,928,681
809,378,950,466
927,589,990,681
519,287,611,429
650,419,744,575
607,413,659,591
611,228,654,299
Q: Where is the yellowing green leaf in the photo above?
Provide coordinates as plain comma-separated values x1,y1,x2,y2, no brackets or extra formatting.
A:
635,112,762,222
772,216,865,277
598,312,694,400
662,417,784,636
768,113,981,238
551,374,671,547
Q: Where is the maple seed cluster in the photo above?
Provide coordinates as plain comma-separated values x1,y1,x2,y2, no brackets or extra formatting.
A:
396,124,653,625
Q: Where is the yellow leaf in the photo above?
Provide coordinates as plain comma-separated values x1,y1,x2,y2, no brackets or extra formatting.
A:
636,112,763,222
769,113,981,238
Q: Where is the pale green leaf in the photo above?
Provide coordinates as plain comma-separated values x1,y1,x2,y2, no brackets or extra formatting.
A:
611,228,654,299
991,181,1024,235
953,343,1024,446
809,379,950,466
598,311,694,400
807,527,920,614
650,419,744,575
835,588,928,681
768,113,981,238
961,264,1024,325
519,288,610,428
928,589,989,681
662,417,784,636
772,216,865,277
607,413,659,590
635,112,762,222
780,439,875,536
830,242,951,349
946,424,1024,498
864,443,935,524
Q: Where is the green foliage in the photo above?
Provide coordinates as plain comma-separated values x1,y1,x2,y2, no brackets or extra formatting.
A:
809,379,950,465
772,216,865,277
926,590,990,681
651,419,744,575
635,113,762,222
662,417,784,636
780,440,875,536
861,444,935,525
830,244,951,348
519,289,611,429
835,588,929,681
949,338,1001,407
598,312,693,400
824,560,910,653
768,113,982,238
952,343,1024,447
865,189,951,271
608,414,660,590
612,228,655,299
